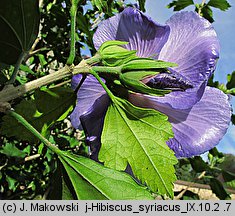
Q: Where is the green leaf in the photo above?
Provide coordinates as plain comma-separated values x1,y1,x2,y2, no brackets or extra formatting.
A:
224,175,235,189
231,114,235,125
208,0,231,11
222,170,235,189
91,0,108,12
0,0,40,65
0,87,76,142
189,156,210,172
58,151,153,200
138,0,146,12
35,87,76,122
6,175,18,192
209,178,231,200
209,147,224,158
100,97,177,198
227,71,235,89
0,143,26,158
19,64,35,75
47,162,76,200
120,71,171,96
167,0,194,11
196,4,214,23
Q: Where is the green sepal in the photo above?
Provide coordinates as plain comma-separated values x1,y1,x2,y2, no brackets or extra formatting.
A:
120,71,171,96
122,58,178,71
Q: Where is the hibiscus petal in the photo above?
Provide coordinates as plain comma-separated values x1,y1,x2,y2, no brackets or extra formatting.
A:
159,11,220,85
93,7,170,58
129,87,231,158
145,11,220,110
70,75,107,129
80,94,110,161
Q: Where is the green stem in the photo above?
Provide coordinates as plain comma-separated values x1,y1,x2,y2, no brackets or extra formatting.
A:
0,65,87,103
89,69,115,101
92,66,121,75
8,52,27,84
85,53,102,65
198,0,207,15
9,111,61,154
66,0,79,65
0,55,100,104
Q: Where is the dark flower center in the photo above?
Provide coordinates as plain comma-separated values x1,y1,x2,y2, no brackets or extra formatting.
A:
146,72,194,91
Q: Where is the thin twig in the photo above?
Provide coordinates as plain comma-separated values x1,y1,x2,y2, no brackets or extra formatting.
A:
24,154,41,162
27,47,49,59
198,0,207,15
0,63,88,104
175,171,206,199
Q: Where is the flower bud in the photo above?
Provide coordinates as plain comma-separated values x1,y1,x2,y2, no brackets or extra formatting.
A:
98,40,136,66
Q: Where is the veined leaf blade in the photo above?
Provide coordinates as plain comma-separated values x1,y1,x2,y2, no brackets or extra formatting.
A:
100,97,177,198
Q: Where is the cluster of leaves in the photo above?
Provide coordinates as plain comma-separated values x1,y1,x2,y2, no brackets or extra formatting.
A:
175,149,235,200
167,0,231,23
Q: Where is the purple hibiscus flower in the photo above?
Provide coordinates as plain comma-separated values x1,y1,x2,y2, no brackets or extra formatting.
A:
70,7,231,158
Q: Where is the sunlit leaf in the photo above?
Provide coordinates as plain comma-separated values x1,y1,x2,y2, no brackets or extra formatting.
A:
100,97,177,198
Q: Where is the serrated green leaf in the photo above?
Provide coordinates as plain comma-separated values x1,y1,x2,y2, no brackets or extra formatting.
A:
0,143,26,158
100,97,177,198
58,152,153,200
167,0,194,11
208,0,231,11
120,71,171,96
0,0,40,65
0,87,76,142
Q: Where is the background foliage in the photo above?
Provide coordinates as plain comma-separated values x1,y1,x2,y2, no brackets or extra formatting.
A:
0,0,235,200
